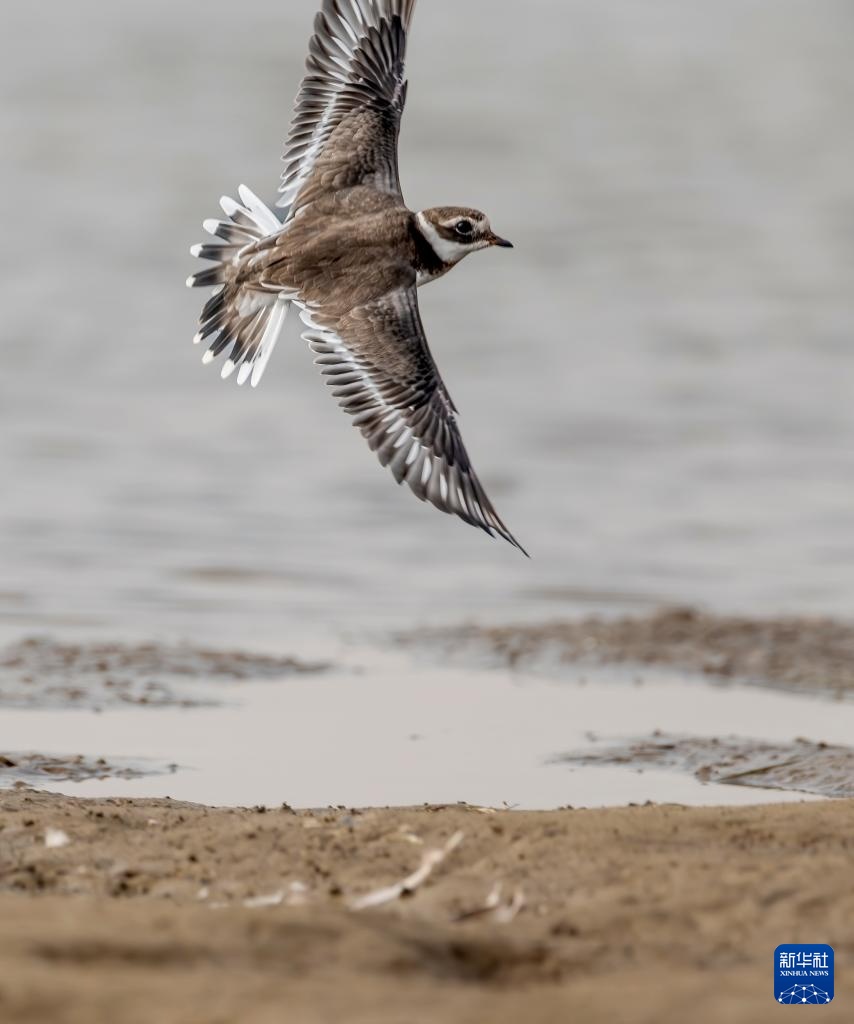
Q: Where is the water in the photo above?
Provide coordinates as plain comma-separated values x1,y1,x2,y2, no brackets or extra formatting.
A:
3,653,845,808
0,2,852,805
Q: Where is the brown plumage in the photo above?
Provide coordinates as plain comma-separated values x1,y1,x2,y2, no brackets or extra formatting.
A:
187,0,525,554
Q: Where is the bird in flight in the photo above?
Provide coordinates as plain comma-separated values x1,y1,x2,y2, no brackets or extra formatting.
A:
187,0,526,554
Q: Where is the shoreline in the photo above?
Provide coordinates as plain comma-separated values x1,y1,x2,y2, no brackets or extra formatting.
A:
4,609,854,805
1,789,851,1023
409,606,854,698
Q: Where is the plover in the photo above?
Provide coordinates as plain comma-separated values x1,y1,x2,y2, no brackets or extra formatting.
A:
187,0,525,554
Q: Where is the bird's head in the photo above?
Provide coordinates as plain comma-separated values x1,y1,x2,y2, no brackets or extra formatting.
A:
416,207,513,265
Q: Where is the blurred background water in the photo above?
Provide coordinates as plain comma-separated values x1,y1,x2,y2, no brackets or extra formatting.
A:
1,0,852,651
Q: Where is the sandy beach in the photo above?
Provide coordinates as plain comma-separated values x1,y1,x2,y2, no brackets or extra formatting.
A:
1,788,851,1024
2,610,852,1022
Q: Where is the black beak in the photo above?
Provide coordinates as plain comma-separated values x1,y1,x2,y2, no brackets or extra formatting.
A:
490,234,514,249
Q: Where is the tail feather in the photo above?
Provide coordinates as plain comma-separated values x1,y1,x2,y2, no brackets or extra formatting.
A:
187,185,290,388
236,184,281,233
185,265,226,289
202,218,257,244
249,299,288,387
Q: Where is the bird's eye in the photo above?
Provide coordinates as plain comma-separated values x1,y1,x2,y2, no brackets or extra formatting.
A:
455,219,474,237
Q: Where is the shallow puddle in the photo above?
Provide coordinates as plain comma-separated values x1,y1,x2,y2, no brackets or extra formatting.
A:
2,647,852,809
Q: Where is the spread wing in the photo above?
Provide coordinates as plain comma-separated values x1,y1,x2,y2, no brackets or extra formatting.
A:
279,0,417,216
300,288,527,554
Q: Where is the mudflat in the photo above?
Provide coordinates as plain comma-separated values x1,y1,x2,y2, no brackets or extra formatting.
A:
0,789,850,1023
415,607,854,696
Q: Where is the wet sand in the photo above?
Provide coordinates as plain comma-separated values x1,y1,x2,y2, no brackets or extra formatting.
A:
0,753,175,786
0,788,851,1023
417,607,854,696
559,734,854,798
0,638,327,710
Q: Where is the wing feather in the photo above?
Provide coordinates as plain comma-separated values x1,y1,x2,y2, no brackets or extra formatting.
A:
302,288,527,553
278,0,417,215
